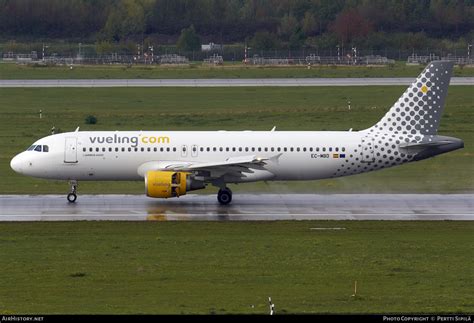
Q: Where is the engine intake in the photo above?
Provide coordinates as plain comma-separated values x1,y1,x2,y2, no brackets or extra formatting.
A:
145,171,204,198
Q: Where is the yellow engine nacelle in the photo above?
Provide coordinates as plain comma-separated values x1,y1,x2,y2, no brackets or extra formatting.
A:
145,171,188,198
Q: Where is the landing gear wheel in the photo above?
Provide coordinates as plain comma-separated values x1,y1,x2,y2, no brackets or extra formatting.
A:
67,180,78,203
67,193,77,203
217,188,232,205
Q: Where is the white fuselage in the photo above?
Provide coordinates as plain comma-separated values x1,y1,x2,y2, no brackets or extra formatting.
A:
11,130,368,182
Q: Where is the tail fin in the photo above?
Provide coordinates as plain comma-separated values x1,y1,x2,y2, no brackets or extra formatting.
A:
367,61,454,135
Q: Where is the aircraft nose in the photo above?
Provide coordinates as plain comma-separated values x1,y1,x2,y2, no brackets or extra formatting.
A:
10,153,24,174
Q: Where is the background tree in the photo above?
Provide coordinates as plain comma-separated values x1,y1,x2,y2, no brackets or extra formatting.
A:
176,25,201,52
0,0,472,52
301,12,318,37
250,31,279,50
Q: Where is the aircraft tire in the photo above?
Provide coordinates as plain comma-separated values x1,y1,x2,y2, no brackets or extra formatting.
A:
217,188,232,205
67,193,77,203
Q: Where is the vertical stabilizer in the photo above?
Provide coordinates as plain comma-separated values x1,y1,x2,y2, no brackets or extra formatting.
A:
367,61,453,135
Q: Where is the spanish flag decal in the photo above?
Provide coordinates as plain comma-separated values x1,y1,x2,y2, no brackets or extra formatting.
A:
333,154,339,158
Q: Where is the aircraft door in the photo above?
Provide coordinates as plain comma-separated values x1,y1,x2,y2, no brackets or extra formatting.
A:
361,136,375,163
64,137,78,163
191,145,198,157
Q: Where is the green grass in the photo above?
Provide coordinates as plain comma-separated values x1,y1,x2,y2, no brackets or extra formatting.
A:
0,86,472,194
0,221,472,314
1,61,473,79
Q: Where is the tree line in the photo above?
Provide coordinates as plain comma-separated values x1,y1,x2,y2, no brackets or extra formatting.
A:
0,0,472,51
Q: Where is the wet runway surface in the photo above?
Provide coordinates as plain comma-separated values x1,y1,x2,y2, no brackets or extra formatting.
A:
0,194,472,221
0,77,473,87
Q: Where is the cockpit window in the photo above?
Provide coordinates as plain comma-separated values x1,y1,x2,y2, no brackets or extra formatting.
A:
27,145,36,151
34,145,42,152
43,145,49,152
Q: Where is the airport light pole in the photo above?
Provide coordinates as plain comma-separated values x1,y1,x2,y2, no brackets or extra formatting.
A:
149,46,154,64
42,43,49,62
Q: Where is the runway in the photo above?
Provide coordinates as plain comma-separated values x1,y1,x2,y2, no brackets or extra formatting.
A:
0,77,473,87
0,194,472,221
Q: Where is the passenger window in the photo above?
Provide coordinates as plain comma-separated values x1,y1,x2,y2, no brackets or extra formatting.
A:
173,148,177,152
128,148,132,152
335,147,339,152
290,148,294,152
102,148,106,152
109,148,113,152
251,147,255,152
303,147,306,152
232,147,236,152
166,147,170,152
283,147,287,152
220,147,223,152
316,147,320,152
122,148,126,152
154,147,157,152
89,148,93,152
96,148,100,152
140,148,144,152
207,147,210,152
160,147,164,152
226,147,229,152
329,147,332,152
296,148,300,152
213,147,217,152
134,147,138,152
245,147,249,152
270,147,274,152
239,147,242,152
258,148,261,152
322,147,326,152
200,147,203,152
147,147,151,152
83,148,86,152
309,147,313,152
264,148,268,152
342,147,346,152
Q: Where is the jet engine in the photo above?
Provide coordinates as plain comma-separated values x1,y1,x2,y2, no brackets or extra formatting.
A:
145,171,205,198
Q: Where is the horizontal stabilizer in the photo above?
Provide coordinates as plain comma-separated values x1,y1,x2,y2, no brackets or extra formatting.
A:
399,136,464,161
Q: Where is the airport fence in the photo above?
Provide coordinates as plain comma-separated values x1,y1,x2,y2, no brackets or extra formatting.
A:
1,48,472,66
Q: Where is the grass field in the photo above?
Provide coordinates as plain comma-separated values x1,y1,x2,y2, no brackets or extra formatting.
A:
0,86,472,194
1,61,473,79
0,221,472,314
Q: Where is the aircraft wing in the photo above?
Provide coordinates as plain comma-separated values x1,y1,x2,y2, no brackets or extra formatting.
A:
137,154,281,180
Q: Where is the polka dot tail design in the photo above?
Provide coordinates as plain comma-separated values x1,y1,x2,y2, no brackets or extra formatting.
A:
333,61,457,178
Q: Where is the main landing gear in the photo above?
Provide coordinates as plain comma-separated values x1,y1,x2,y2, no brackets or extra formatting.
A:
67,180,78,203
217,187,232,205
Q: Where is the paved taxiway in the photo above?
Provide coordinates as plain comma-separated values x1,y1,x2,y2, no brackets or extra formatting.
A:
0,77,473,87
0,194,472,221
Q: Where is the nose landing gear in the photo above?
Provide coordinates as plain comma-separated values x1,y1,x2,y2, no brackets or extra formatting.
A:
217,187,232,205
67,180,78,203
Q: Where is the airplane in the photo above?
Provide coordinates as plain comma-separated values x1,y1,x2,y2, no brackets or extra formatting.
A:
10,61,464,205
